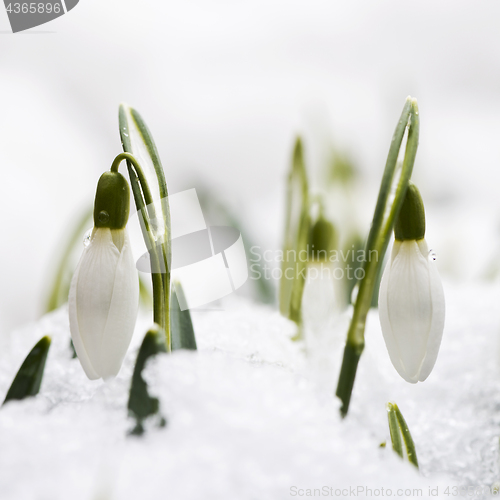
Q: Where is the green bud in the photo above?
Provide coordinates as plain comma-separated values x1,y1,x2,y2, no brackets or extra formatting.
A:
308,215,336,260
93,171,130,229
394,183,425,241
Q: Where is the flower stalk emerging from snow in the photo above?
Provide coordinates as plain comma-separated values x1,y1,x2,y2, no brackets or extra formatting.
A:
69,168,139,380
119,105,172,350
336,97,420,417
379,184,445,383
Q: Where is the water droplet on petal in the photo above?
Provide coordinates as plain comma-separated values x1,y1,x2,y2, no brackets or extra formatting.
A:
83,228,93,247
428,249,437,261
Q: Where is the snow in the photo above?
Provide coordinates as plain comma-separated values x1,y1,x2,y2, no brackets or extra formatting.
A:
1,280,500,499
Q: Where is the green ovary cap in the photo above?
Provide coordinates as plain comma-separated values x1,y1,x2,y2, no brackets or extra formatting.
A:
394,183,425,241
309,216,336,260
93,171,130,229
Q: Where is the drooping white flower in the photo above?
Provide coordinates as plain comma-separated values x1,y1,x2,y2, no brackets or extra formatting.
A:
378,184,445,383
69,170,139,380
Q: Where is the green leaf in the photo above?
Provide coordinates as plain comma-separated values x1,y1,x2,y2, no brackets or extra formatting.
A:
3,336,51,405
119,104,170,250
279,137,310,327
128,326,167,435
387,402,403,458
386,402,419,468
170,282,197,351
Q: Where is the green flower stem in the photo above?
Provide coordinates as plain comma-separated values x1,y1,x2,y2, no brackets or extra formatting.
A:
111,152,170,351
335,97,420,417
119,105,172,352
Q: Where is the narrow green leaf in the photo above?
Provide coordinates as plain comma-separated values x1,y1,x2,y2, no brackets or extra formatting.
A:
387,402,403,458
170,282,197,351
280,137,310,327
3,336,51,405
394,403,419,468
128,326,167,435
119,104,171,254
70,339,77,358
386,402,419,469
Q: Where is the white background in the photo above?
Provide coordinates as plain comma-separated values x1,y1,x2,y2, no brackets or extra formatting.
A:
1,0,500,333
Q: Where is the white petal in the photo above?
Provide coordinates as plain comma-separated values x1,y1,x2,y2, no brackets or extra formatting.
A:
98,230,139,379
379,239,445,383
68,233,102,380
385,240,432,381
73,228,120,377
379,241,416,383
416,240,445,381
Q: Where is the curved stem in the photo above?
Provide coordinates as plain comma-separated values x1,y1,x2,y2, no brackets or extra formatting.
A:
111,153,167,342
119,105,172,351
336,97,420,417
129,109,172,351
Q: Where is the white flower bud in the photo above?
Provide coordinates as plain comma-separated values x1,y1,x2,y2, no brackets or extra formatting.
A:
378,239,445,383
68,227,139,380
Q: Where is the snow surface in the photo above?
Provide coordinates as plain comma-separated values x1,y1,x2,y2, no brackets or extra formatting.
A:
1,280,500,499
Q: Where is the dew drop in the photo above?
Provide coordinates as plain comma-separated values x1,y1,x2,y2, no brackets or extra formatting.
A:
428,249,437,261
98,210,110,223
83,228,93,247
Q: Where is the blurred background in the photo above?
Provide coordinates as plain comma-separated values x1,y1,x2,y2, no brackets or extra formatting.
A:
1,0,500,334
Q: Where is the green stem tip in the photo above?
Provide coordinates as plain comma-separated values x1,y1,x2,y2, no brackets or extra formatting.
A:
3,336,52,405
386,402,419,469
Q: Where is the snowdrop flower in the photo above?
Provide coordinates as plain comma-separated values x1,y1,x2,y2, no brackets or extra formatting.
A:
379,184,445,383
69,170,139,380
